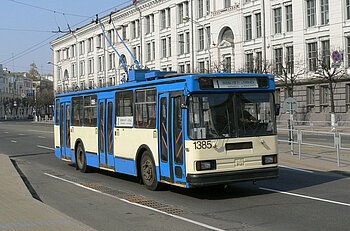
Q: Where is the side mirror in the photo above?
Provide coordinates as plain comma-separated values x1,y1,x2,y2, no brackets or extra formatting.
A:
275,104,280,116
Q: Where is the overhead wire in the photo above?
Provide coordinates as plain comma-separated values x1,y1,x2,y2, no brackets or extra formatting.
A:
1,0,132,66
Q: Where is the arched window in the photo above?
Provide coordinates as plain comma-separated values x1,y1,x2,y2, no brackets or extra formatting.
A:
219,27,234,46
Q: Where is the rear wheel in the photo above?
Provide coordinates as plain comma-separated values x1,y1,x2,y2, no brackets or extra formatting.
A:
76,143,90,173
140,151,160,191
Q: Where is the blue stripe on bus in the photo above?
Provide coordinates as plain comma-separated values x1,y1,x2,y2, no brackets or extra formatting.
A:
86,152,99,168
115,158,137,176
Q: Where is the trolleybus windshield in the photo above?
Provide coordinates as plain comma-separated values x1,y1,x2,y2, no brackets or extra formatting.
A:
188,92,276,139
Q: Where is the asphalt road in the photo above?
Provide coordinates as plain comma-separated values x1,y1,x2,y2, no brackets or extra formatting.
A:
0,121,350,231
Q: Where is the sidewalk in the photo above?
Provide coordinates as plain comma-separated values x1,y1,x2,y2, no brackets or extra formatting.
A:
0,154,95,231
278,142,350,176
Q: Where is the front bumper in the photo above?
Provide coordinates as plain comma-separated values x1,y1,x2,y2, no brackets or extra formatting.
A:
187,166,279,187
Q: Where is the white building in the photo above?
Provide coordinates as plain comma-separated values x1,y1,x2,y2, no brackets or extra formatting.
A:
51,0,350,121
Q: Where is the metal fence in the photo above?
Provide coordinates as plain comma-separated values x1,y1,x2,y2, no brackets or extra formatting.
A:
277,120,350,130
277,128,350,167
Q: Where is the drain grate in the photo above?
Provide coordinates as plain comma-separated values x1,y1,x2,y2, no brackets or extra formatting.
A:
44,171,186,215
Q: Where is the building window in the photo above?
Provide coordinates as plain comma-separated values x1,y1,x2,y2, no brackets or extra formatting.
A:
320,0,329,25
198,28,205,50
198,0,204,18
256,51,263,73
286,46,294,74
168,37,172,57
223,56,232,73
88,59,94,74
346,84,350,105
347,37,350,67
321,40,330,69
88,37,94,52
274,48,283,75
206,0,210,15
199,61,205,73
161,9,166,29
286,5,293,32
98,56,104,72
71,63,76,77
179,64,185,73
122,26,127,40
255,13,262,38
79,41,85,55
178,33,185,55
71,45,76,57
245,15,252,41
225,0,231,8
161,38,167,58
146,43,151,62
306,0,316,27
108,53,115,70
178,4,184,24
167,8,171,28
97,34,103,48
79,61,85,76
152,41,156,61
206,26,211,49
307,42,318,71
145,15,151,34
245,53,254,73
307,86,315,105
347,0,350,20
320,85,329,105
274,8,282,34
186,32,190,53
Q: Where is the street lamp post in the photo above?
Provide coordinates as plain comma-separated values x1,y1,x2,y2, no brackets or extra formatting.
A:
184,16,212,73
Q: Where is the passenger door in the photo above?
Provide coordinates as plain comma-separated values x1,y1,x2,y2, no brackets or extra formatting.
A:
98,98,115,170
60,102,72,160
158,92,186,184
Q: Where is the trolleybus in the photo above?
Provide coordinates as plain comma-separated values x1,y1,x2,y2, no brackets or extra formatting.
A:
54,70,279,190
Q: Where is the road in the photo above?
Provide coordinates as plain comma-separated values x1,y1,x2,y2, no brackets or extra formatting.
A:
0,121,350,231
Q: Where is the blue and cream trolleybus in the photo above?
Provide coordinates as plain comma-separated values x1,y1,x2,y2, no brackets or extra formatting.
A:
54,70,279,190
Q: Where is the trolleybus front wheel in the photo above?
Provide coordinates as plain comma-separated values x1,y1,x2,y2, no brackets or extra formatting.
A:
76,143,90,173
140,151,160,191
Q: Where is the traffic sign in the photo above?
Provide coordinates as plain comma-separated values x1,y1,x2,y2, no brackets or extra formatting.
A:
21,93,26,98
332,51,341,63
283,97,298,112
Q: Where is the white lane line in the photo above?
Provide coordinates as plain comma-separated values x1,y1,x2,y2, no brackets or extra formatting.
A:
27,130,54,134
279,165,314,174
44,173,225,231
4,132,9,134
37,145,55,151
260,187,350,207
11,140,17,143
38,136,46,139
19,134,25,136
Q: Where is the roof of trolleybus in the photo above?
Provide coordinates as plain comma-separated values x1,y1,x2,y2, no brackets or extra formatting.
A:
55,72,275,98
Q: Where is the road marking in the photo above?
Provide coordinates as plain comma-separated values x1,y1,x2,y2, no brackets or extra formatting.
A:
44,173,225,231
0,220,73,229
19,134,25,136
11,140,17,143
38,136,46,139
37,145,55,151
279,165,314,173
27,130,53,134
4,132,8,134
260,187,350,207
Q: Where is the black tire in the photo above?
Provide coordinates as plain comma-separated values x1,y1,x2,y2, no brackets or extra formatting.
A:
140,151,160,191
76,143,90,173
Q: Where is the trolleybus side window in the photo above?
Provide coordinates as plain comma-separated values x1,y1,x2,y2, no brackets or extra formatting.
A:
160,97,168,162
72,96,83,126
84,95,97,126
135,88,156,128
116,90,134,127
55,99,60,125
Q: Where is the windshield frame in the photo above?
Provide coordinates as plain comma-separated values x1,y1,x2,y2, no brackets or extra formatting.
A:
187,91,277,140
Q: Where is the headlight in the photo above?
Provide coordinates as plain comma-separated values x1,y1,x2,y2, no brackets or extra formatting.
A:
262,155,278,165
196,160,216,171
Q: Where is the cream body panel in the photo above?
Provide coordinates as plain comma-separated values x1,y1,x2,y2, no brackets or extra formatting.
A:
54,125,60,148
70,126,98,153
115,128,158,164
185,135,278,174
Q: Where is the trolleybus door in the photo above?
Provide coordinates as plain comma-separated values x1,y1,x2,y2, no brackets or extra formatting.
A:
98,98,115,169
158,93,186,184
60,102,72,160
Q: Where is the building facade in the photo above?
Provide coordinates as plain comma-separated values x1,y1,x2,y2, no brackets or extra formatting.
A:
50,0,350,122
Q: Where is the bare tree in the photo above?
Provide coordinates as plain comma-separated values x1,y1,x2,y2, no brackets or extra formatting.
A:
314,49,346,127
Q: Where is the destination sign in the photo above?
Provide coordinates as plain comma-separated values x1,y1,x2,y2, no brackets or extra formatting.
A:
213,78,258,89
